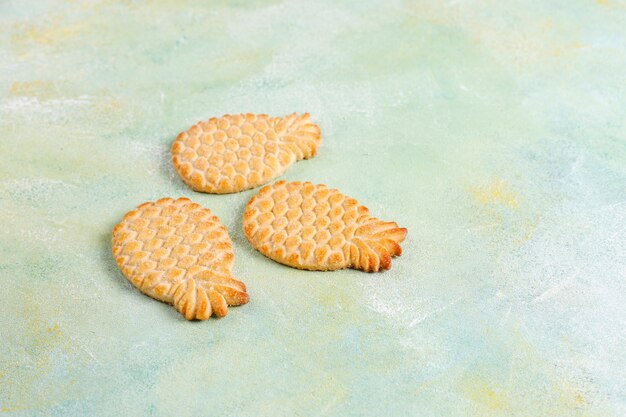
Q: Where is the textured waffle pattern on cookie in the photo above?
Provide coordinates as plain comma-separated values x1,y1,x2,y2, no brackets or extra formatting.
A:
172,113,321,193
112,198,249,320
243,181,407,272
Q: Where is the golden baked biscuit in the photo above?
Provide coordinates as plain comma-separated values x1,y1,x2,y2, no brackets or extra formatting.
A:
243,181,407,272
172,113,321,193
112,198,249,320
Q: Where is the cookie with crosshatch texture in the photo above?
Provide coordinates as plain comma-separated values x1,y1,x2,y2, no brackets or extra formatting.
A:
243,181,407,272
112,198,249,320
172,113,321,193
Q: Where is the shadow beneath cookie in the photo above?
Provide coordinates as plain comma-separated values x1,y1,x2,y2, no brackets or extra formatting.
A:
229,194,267,260
97,224,133,293
158,135,188,193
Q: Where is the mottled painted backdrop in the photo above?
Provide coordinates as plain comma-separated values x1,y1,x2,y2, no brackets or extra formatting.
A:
1,0,625,416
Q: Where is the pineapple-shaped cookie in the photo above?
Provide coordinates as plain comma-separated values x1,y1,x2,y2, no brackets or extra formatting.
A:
243,181,407,272
112,198,249,320
172,113,321,193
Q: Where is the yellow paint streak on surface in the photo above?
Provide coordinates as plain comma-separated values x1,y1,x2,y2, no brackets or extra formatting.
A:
12,15,85,47
442,325,607,416
461,377,509,412
404,2,586,66
520,221,538,243
467,180,547,252
8,81,57,100
0,288,88,413
470,180,519,209
557,380,587,410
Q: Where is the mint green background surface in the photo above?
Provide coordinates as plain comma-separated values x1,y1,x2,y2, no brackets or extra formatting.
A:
1,1,625,416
